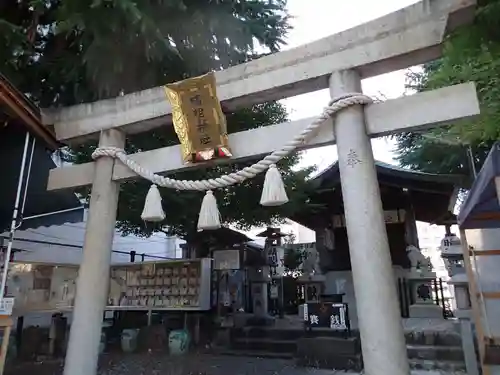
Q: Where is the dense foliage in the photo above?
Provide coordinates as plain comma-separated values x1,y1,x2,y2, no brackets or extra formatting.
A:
0,0,316,239
394,0,500,184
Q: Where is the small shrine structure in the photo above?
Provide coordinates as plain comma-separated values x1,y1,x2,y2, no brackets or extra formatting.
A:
292,161,463,327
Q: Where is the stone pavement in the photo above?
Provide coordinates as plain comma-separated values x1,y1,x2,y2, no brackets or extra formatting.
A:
5,353,466,375
96,353,466,375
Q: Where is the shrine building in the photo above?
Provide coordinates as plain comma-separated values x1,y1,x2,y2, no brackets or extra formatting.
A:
292,160,462,327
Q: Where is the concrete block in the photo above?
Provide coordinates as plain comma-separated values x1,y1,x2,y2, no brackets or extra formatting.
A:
409,304,444,319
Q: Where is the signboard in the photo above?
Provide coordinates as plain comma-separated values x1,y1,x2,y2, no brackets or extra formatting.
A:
303,302,348,331
213,250,240,270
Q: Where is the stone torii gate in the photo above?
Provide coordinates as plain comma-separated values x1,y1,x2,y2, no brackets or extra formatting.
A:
43,1,479,375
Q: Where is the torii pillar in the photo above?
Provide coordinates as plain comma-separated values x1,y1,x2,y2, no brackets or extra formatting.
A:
331,70,409,375
63,129,125,375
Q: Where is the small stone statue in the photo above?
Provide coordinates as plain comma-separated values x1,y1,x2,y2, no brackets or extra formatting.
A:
406,245,432,272
302,246,321,276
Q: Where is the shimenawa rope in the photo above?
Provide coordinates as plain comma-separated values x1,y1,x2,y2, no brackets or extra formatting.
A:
90,93,372,229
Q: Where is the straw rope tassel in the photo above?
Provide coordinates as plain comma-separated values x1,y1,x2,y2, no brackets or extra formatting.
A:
260,164,288,206
141,184,166,222
197,190,221,230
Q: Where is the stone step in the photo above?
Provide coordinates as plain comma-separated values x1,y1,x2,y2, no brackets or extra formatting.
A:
296,336,363,372
218,345,466,372
296,356,466,373
407,344,464,362
232,338,296,354
230,337,465,364
212,348,294,360
296,336,360,356
232,336,360,355
296,353,363,372
231,327,351,341
404,331,462,347
409,358,466,372
231,327,463,347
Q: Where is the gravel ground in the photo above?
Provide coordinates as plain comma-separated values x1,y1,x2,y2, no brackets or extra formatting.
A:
4,353,466,375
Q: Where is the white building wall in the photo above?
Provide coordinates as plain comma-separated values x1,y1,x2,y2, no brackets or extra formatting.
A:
4,218,186,328
4,215,185,266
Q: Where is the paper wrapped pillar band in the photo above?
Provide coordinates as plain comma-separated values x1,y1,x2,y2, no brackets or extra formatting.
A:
164,72,232,163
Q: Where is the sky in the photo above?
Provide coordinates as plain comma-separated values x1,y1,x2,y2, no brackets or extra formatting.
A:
281,0,421,172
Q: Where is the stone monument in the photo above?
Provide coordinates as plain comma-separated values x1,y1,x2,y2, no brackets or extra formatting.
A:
299,243,325,303
406,245,443,318
249,267,271,318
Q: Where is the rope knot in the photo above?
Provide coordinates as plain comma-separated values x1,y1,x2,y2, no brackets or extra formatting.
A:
91,146,125,160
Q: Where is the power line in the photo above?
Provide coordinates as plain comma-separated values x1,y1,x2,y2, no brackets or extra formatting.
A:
46,221,181,240
1,236,175,260
25,229,85,244
27,225,180,244
24,229,173,246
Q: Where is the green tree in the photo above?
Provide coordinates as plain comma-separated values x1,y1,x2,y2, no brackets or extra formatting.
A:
394,0,500,184
1,0,317,240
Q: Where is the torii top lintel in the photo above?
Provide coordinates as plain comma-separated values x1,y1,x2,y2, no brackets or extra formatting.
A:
42,0,476,144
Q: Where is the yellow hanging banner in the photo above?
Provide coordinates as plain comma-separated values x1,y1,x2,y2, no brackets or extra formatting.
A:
164,72,232,163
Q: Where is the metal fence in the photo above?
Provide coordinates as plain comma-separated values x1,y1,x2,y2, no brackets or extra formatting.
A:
397,277,452,318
